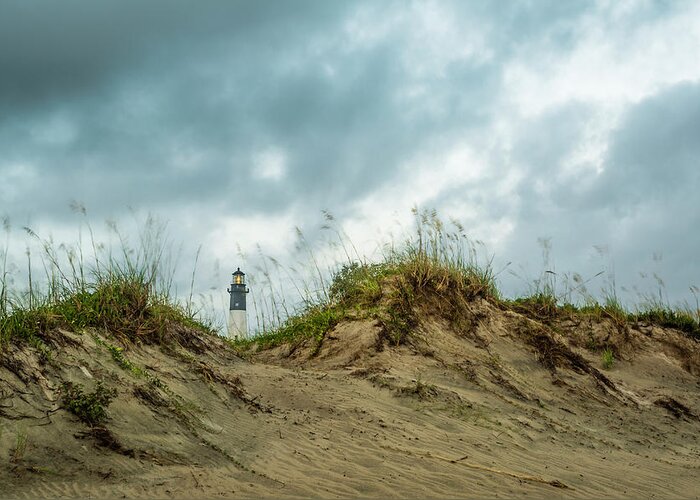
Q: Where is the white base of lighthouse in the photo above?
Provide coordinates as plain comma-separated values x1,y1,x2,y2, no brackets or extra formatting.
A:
227,309,248,339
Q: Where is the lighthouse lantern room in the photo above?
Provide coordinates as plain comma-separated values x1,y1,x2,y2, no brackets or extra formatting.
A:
227,268,249,339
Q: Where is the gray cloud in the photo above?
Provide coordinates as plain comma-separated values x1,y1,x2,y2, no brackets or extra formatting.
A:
495,83,700,303
594,82,700,209
1,0,510,222
1,0,698,313
0,1,348,110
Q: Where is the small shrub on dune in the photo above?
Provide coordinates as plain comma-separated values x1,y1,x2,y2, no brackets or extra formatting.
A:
62,381,118,426
328,262,387,307
601,348,615,370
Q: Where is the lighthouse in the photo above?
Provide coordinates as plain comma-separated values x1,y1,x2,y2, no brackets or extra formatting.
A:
227,268,249,339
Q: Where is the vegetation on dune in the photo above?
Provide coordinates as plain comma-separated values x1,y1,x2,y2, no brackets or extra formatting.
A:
0,210,214,354
631,307,699,337
62,381,118,426
1,205,698,360
242,304,344,352
1,276,210,348
230,208,500,352
601,348,615,370
232,208,700,353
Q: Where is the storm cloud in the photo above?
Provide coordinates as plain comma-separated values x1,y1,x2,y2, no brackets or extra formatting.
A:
1,0,699,319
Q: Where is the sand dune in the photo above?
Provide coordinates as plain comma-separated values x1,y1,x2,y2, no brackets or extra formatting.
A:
2,297,699,498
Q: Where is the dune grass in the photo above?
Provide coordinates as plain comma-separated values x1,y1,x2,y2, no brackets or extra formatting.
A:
0,211,214,354
631,307,699,336
601,348,615,370
232,208,700,352
2,206,698,358
231,208,501,351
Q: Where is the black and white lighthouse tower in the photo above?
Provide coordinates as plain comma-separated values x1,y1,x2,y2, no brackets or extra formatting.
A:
227,268,249,339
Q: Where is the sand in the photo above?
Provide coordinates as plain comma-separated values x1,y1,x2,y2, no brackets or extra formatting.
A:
1,299,699,498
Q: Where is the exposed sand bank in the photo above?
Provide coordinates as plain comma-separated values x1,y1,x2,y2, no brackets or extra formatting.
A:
2,299,699,498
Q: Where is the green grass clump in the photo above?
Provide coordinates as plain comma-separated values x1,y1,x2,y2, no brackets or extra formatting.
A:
328,262,388,308
342,209,497,344
632,308,699,339
399,374,438,400
601,348,615,370
509,293,558,319
232,304,343,352
1,275,212,348
99,339,146,377
380,277,418,345
10,428,28,464
510,290,700,343
0,212,214,352
393,209,498,303
238,208,498,351
62,381,117,426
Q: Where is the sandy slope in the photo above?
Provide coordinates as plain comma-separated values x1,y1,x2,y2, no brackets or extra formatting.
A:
1,299,699,498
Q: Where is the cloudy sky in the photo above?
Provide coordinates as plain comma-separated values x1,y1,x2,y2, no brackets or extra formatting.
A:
2,0,699,327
